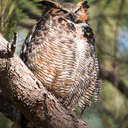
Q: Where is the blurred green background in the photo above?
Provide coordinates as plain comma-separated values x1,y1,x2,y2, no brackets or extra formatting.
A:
0,0,128,128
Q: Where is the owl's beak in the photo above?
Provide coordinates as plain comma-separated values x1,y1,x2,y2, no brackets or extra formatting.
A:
68,13,76,22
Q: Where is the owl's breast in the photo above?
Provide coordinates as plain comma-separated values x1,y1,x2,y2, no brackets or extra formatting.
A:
26,16,94,98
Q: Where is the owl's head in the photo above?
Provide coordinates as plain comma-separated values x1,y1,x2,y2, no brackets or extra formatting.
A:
37,0,89,23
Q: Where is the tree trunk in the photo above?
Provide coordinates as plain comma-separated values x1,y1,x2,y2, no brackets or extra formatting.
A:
0,33,89,128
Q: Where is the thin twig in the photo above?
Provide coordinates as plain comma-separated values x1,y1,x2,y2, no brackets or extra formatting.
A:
7,32,18,57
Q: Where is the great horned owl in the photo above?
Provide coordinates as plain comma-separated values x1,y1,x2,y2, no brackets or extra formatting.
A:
20,0,101,114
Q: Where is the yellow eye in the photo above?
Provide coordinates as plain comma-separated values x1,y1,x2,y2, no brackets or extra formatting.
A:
76,8,88,22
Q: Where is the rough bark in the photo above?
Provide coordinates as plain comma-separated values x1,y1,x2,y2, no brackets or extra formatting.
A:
0,33,89,128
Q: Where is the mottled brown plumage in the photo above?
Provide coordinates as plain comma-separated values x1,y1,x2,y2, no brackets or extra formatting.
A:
20,0,102,114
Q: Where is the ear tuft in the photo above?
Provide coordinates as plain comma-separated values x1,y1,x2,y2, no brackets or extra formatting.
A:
82,1,89,9
37,0,61,9
77,1,89,9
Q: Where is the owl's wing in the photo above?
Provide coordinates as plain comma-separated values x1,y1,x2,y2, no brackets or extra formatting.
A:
77,58,102,114
62,25,102,114
77,27,102,114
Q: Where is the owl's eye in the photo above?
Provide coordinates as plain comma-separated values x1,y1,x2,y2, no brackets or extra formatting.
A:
56,9,68,14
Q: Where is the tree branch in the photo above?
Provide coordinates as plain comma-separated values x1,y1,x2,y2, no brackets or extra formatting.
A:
0,33,89,128
19,22,34,29
100,66,128,98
